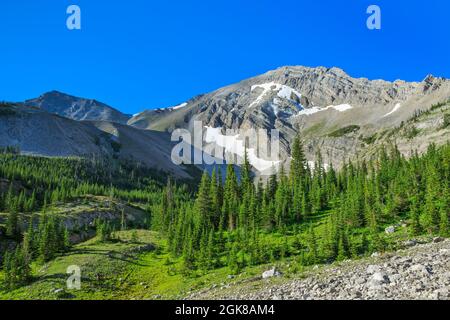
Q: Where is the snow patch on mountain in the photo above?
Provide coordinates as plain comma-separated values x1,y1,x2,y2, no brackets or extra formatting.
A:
297,104,353,116
171,102,188,110
277,85,302,101
383,103,402,117
270,103,279,115
249,82,303,109
204,126,281,172
297,106,323,116
332,104,353,112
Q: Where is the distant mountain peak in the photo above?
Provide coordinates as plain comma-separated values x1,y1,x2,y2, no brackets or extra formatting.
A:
23,91,131,124
39,90,76,99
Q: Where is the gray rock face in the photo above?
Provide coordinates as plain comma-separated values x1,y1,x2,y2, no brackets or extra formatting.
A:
187,239,450,300
130,66,445,131
409,264,432,276
128,66,450,171
23,91,131,124
0,104,111,157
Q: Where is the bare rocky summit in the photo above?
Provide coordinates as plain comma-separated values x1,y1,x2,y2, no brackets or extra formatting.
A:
23,91,131,124
129,66,450,133
188,238,450,300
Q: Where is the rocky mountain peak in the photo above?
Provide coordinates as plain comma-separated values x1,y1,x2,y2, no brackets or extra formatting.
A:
23,91,131,124
126,65,450,174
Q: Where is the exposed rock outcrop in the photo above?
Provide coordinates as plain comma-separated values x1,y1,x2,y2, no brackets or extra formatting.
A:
128,66,450,172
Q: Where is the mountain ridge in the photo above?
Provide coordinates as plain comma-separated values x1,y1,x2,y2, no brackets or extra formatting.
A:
16,66,450,121
0,103,194,179
3,65,450,176
22,90,131,124
125,65,450,173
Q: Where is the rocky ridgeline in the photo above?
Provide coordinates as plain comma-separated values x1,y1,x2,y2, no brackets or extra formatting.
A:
23,91,131,124
127,66,450,171
189,238,450,300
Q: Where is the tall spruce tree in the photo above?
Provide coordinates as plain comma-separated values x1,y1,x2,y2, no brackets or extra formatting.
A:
290,136,307,186
196,172,212,228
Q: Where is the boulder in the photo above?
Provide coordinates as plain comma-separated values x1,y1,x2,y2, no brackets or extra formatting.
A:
262,268,282,279
368,272,390,287
409,264,432,275
366,265,381,274
385,226,395,234
404,239,417,247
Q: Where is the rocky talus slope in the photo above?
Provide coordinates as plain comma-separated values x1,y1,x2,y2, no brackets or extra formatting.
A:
188,238,450,300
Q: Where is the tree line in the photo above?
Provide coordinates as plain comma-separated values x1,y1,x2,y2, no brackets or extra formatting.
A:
1,140,449,288
2,213,70,289
0,154,191,289
152,140,449,274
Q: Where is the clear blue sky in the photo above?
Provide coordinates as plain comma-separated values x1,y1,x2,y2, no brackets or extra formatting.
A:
1,0,449,114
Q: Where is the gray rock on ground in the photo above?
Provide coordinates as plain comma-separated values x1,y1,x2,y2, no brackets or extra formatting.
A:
188,239,450,300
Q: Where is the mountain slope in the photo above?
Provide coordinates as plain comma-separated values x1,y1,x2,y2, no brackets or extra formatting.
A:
5,66,450,177
129,66,449,133
89,121,192,178
0,103,109,157
0,103,192,179
23,91,131,124
128,66,450,171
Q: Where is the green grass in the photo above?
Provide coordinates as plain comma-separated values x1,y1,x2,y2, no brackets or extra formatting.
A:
302,122,326,137
328,125,361,138
0,229,269,300
442,113,450,129
360,133,378,145
0,230,157,300
0,207,337,300
0,210,421,300
0,216,329,300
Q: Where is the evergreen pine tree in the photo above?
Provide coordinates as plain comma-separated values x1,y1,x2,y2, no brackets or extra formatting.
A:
290,136,307,186
222,165,239,231
196,172,212,228
6,197,19,238
409,195,422,236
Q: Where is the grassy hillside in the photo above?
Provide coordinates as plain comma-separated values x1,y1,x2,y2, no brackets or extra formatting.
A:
0,229,264,300
0,216,421,300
